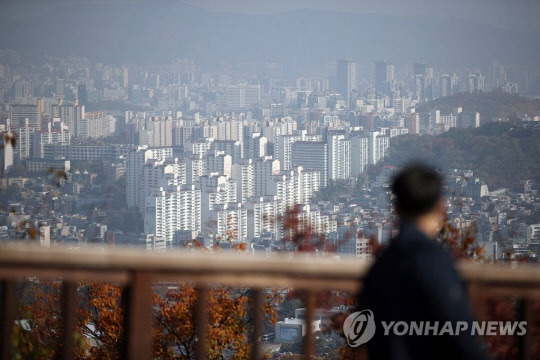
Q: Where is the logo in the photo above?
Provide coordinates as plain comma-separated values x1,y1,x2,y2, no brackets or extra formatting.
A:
343,309,376,347
342,309,526,348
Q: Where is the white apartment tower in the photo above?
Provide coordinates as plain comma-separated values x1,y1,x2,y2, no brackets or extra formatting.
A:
206,151,232,177
185,153,207,185
246,196,283,239
328,134,351,180
350,136,370,177
253,156,280,197
144,184,201,244
139,157,186,213
336,59,357,106
32,121,71,158
77,112,116,139
208,203,248,242
232,159,254,203
126,146,174,208
276,135,300,171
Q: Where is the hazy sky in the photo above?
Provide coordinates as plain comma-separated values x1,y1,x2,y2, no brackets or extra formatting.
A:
184,0,540,33
3,0,539,33
1,0,538,67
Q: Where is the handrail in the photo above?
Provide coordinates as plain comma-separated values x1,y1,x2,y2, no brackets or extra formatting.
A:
0,244,539,360
0,244,539,287
0,245,369,291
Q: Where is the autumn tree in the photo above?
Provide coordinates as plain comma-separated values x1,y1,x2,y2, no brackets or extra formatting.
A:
13,281,86,360
15,279,283,359
77,282,125,360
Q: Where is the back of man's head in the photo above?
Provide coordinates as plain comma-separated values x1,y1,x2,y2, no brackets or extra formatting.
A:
391,164,443,221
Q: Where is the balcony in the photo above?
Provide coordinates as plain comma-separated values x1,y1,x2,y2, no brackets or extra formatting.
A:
0,245,539,359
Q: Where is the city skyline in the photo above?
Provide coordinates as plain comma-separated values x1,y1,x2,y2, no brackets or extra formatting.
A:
0,46,536,252
0,1,539,358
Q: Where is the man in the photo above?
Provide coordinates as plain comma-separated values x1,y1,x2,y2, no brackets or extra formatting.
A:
359,165,489,359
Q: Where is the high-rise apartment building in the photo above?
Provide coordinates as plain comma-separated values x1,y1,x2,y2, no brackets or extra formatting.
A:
232,159,254,203
405,113,420,134
243,133,267,159
441,74,459,97
32,121,71,158
415,74,425,101
131,116,173,147
246,196,283,239
372,133,390,165
268,168,302,209
77,112,116,139
291,141,328,187
375,61,394,96
300,169,321,204
328,134,350,180
200,174,237,221
207,203,248,242
468,73,486,93
0,131,14,173
206,151,232,177
77,84,88,105
226,85,261,110
16,120,34,162
126,146,174,208
276,135,300,171
458,112,481,128
139,157,186,213
144,184,201,244
253,156,280,197
414,63,434,100
350,136,369,177
336,59,357,106
185,153,207,185
10,104,39,130
52,101,85,136
414,62,427,77
211,140,243,164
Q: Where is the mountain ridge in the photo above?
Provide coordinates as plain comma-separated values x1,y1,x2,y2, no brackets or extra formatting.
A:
381,122,540,189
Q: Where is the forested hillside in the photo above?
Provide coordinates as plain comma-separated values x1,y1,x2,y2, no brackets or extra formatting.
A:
416,92,540,121
382,122,540,189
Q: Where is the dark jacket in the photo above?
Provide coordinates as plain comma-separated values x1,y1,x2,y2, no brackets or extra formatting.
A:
359,222,490,360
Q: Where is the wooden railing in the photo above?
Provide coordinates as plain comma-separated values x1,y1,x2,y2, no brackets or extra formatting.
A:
0,245,539,359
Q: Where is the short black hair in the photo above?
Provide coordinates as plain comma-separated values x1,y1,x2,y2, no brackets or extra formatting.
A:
391,164,443,220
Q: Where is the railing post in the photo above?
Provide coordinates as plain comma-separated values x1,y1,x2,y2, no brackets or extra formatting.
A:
61,281,78,360
303,290,316,359
195,284,209,360
0,280,16,360
468,282,487,321
250,288,264,360
122,272,153,360
518,298,532,360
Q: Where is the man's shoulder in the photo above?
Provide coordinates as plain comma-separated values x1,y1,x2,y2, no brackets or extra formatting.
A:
367,232,452,279
393,225,450,256
384,230,444,257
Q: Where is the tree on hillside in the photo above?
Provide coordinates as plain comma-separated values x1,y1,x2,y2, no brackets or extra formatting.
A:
383,123,540,189
416,92,540,121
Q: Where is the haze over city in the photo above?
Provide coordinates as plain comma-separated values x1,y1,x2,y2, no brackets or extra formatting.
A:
1,0,540,68
0,0,539,359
